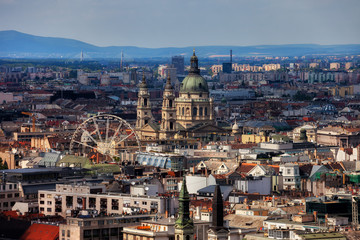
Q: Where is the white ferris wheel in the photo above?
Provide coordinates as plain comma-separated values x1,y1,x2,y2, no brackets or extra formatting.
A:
70,114,141,163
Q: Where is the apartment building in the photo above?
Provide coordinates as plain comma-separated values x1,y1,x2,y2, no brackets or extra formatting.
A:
38,184,165,217
0,182,22,211
279,164,301,190
59,211,154,240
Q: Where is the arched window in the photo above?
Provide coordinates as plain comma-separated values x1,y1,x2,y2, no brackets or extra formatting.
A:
177,236,180,240
186,235,190,240
182,107,185,116
144,98,148,107
193,107,197,116
169,100,173,108
199,83,202,88
186,107,190,115
170,122,174,130
199,107,203,116
204,107,208,116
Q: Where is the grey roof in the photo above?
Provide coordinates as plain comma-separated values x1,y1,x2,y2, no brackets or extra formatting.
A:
1,168,64,174
22,184,57,194
38,152,62,167
198,185,233,194
243,121,291,131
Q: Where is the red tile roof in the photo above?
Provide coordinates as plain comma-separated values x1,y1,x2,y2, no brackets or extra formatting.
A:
237,163,257,174
20,223,59,240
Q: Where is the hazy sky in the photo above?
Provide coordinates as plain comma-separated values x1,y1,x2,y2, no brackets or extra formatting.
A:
0,0,359,48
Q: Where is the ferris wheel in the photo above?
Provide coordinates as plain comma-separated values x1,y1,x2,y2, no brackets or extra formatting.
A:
70,114,141,163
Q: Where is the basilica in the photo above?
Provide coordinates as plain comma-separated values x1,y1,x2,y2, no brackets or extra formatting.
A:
136,50,226,141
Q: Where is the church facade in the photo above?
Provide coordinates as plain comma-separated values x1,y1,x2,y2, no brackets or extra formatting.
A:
136,50,225,141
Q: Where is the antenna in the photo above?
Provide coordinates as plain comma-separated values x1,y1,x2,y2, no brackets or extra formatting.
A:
230,49,232,64
120,50,123,71
80,50,84,62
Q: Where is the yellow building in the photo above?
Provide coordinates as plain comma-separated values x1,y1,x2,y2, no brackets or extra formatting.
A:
241,133,269,144
329,85,353,98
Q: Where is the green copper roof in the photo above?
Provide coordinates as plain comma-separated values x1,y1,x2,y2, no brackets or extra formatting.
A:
175,176,194,229
180,74,209,93
180,49,209,93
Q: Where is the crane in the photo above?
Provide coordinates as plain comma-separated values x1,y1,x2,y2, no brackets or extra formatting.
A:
21,112,36,132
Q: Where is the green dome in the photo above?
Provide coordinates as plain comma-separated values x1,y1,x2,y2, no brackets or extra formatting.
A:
180,74,209,93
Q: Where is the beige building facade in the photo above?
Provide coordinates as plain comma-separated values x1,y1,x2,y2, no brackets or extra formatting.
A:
38,184,165,217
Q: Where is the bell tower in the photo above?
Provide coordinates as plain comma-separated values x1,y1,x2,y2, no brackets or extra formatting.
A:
160,75,177,139
136,74,152,129
175,177,194,240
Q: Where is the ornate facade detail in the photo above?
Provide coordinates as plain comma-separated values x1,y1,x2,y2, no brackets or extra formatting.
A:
136,74,153,130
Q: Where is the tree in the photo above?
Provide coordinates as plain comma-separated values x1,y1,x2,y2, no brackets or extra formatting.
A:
0,158,8,170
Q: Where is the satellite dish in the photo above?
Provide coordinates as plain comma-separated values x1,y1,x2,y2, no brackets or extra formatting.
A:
145,187,149,191
131,181,135,186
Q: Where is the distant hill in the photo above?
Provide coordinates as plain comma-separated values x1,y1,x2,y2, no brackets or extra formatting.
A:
1,30,360,59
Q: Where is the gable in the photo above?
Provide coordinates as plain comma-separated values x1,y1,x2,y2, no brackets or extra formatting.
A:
141,123,159,132
248,165,266,176
190,124,226,133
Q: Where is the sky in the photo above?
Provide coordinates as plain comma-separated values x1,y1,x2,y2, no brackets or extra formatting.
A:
0,0,359,48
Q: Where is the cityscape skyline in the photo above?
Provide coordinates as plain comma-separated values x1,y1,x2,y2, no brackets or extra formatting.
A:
0,0,359,48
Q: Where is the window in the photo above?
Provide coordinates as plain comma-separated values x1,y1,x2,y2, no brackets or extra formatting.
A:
3,202,8,208
14,193,19,198
0,194,5,199
142,201,147,205
93,229,99,237
67,230,70,237
40,201,44,204
62,230,65,236
98,220,104,226
40,194,45,198
40,207,44,211
110,228,118,236
84,230,91,238
204,107,208,116
182,107,184,115
7,194,12,198
199,107,203,116
9,184,12,190
193,107,197,116
287,169,291,174
47,208,52,212
47,201,52,205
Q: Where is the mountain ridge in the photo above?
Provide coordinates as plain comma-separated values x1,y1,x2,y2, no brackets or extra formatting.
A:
1,30,360,59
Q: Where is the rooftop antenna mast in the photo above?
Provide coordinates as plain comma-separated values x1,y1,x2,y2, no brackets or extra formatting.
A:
80,50,84,62
120,50,123,71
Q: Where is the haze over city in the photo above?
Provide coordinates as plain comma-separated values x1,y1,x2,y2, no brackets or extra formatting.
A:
2,0,360,240
1,0,360,48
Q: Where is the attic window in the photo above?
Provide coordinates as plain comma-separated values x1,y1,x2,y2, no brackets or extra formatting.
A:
221,165,225,168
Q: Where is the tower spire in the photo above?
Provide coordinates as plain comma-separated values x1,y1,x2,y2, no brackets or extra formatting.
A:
189,48,200,74
175,176,194,239
212,184,224,230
